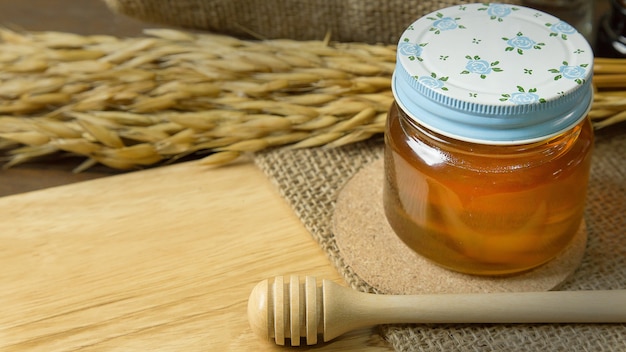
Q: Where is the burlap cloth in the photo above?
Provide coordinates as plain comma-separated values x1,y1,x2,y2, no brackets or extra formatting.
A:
104,0,519,44
252,125,626,350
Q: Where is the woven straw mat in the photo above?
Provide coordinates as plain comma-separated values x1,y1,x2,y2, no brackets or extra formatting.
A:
103,0,519,44
252,125,626,351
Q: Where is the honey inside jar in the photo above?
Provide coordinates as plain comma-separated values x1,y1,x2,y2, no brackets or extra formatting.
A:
384,103,594,275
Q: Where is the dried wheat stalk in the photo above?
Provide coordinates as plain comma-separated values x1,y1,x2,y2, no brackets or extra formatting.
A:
0,28,623,171
0,28,394,171
591,58,626,129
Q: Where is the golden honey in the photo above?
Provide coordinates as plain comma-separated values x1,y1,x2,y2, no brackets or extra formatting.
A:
384,103,593,275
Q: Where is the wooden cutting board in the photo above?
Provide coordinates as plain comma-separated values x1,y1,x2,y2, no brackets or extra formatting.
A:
0,160,389,351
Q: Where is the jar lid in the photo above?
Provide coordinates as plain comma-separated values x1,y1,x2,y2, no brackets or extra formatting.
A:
393,3,593,144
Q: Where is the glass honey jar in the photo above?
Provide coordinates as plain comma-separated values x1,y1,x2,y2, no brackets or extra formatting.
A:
383,3,594,275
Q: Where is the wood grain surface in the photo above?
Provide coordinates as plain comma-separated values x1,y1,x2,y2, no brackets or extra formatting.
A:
0,160,390,351
0,1,612,350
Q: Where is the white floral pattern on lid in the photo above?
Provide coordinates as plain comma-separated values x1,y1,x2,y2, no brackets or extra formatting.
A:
392,3,593,144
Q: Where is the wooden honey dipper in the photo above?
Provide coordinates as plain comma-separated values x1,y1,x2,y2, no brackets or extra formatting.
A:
247,276,626,346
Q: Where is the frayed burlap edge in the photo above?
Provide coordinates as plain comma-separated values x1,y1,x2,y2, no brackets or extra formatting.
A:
254,137,386,294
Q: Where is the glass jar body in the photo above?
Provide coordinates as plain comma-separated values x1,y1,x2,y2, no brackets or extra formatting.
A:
383,102,594,275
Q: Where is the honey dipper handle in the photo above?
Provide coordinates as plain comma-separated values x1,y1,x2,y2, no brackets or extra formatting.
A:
324,281,626,342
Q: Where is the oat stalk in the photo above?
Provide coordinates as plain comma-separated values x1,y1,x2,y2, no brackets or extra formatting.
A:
0,28,623,171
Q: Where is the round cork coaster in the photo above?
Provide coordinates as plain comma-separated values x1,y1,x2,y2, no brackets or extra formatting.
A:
333,157,588,295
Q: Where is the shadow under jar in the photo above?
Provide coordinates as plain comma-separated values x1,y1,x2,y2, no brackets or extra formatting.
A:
383,3,595,276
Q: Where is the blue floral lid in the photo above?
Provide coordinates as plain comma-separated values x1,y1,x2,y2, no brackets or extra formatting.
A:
393,3,593,144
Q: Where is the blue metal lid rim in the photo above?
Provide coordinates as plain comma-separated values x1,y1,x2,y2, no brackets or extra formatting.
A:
393,60,593,119
391,72,592,145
